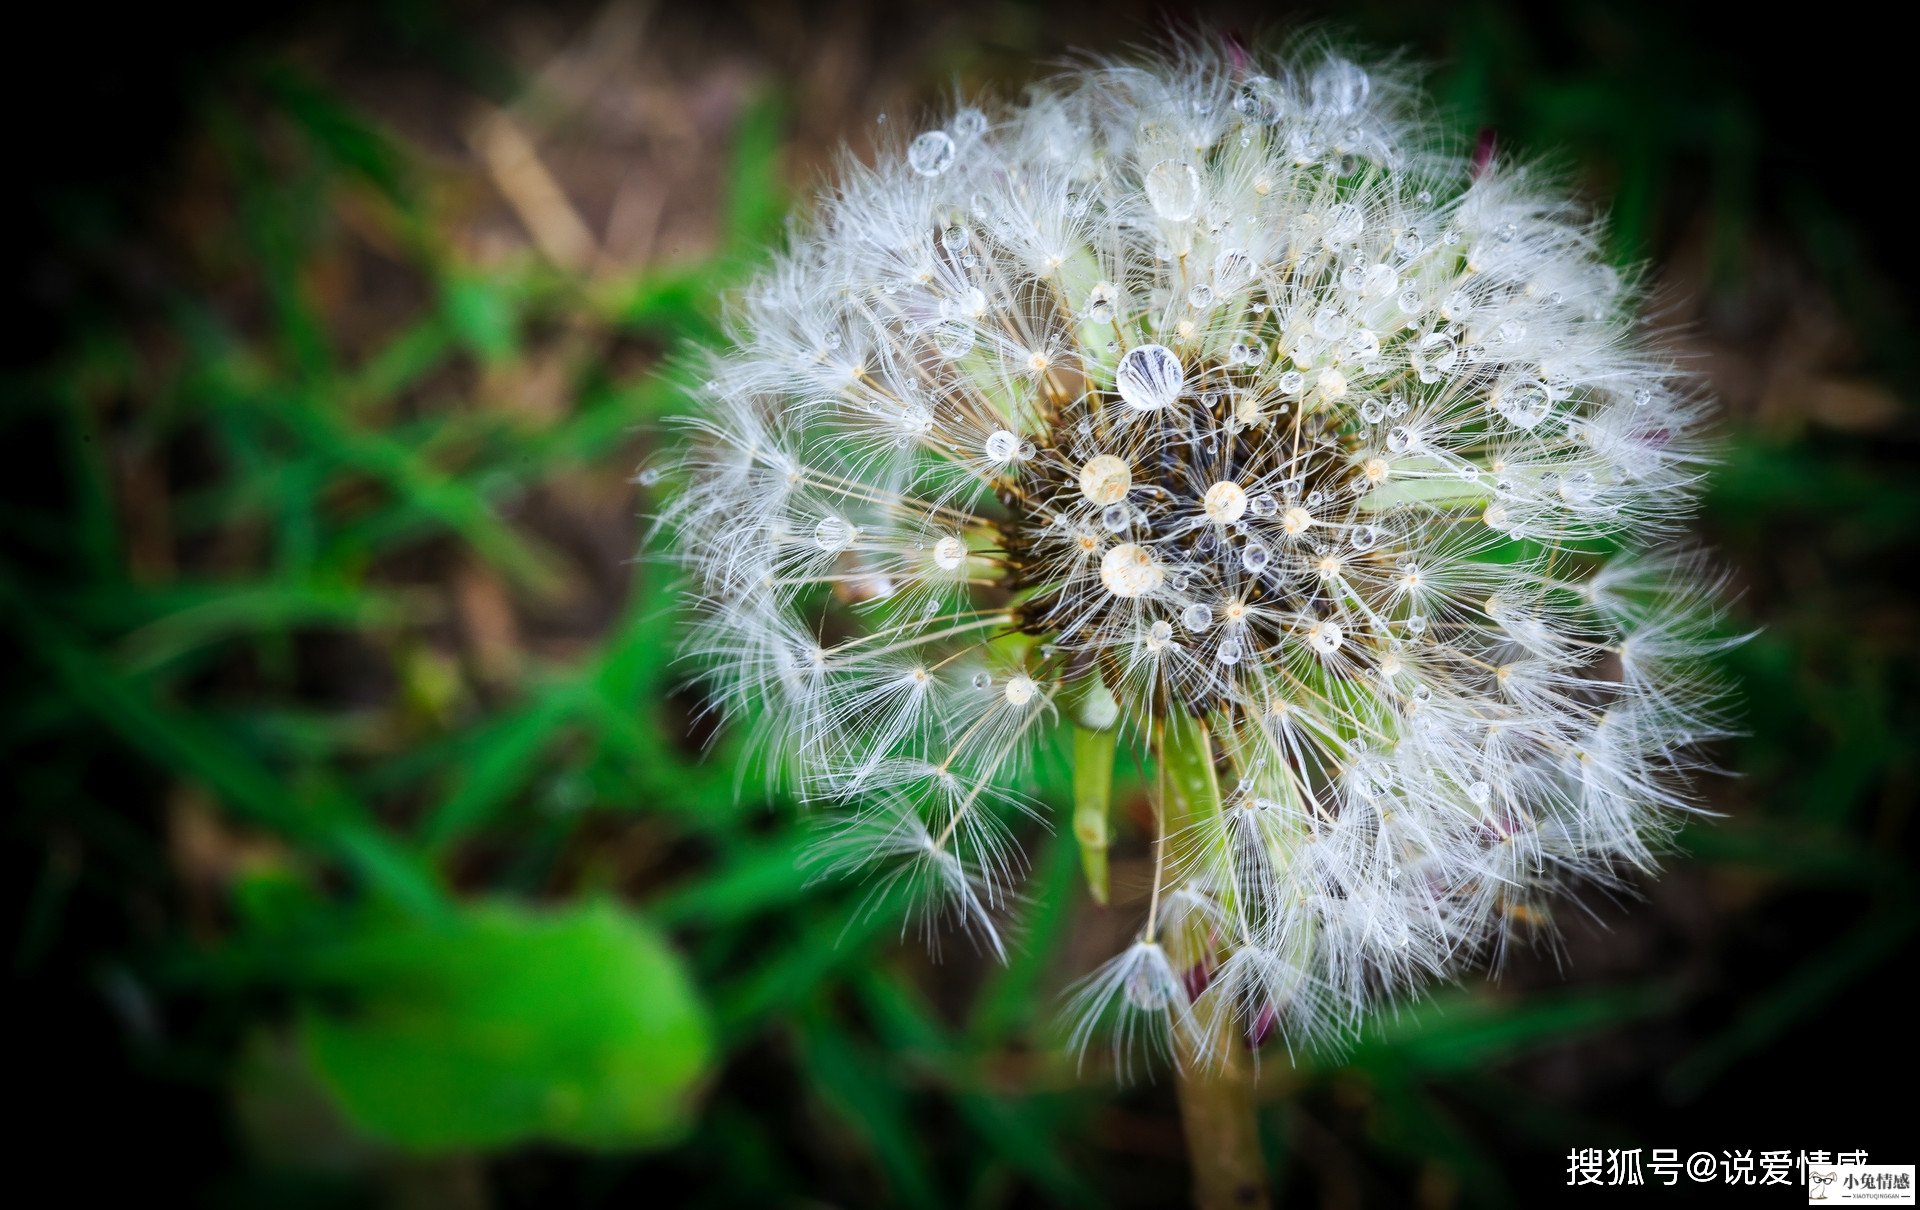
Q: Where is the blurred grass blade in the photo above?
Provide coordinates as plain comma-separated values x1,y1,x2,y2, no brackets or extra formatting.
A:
1665,905,1920,1100
793,998,942,1210
2,576,442,915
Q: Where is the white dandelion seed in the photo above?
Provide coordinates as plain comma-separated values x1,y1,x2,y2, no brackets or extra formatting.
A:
660,40,1736,1073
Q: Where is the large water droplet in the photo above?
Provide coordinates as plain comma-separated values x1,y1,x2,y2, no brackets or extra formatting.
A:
1144,159,1202,222
1232,75,1280,122
813,516,856,552
1311,57,1371,116
1084,282,1117,324
1213,248,1255,293
908,130,956,176
933,321,975,359
983,429,1021,462
1496,378,1552,429
1115,344,1185,412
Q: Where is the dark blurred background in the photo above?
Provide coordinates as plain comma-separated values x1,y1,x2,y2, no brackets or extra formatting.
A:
6,1,1915,1206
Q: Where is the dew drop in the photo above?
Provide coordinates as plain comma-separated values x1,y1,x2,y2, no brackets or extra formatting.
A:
1216,637,1244,665
1324,202,1364,245
1309,620,1344,654
813,516,856,552
983,429,1021,462
1187,283,1215,309
1181,603,1213,631
1386,425,1412,452
1241,542,1271,573
951,108,988,139
1213,248,1255,292
1115,344,1185,412
1144,159,1203,222
1100,542,1164,598
1203,479,1248,523
908,130,956,176
1004,675,1037,706
1084,282,1118,324
1312,305,1348,341
1232,75,1280,122
1468,780,1493,807
1101,504,1130,532
1413,331,1459,384
933,321,975,359
1495,378,1552,429
933,535,967,570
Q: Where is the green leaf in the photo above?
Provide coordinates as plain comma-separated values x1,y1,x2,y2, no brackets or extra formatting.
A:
300,900,714,1152
442,272,520,363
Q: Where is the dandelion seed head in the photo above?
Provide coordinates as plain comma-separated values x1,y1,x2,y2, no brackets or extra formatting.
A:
663,38,1736,1072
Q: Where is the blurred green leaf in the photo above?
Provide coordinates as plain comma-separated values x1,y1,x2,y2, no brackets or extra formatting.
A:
301,900,714,1152
443,271,521,363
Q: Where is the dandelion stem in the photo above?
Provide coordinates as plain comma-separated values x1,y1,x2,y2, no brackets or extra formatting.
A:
1173,1033,1271,1210
1160,707,1271,1210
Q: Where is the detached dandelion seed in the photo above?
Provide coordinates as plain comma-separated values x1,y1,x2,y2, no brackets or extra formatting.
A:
660,37,1736,1207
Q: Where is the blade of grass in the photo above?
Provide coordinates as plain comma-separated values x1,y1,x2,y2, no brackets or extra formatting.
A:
2,576,443,915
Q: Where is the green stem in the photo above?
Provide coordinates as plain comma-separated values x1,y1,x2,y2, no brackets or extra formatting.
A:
1158,710,1271,1210
1173,1032,1271,1210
